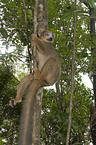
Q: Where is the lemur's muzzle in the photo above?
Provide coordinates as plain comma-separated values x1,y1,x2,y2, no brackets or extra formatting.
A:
47,37,53,41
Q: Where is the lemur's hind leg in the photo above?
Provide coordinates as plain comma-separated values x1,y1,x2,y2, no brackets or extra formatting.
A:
9,74,33,107
40,58,60,85
33,68,48,86
33,57,60,86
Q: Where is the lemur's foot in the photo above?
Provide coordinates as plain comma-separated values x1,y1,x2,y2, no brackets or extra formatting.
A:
9,100,16,108
9,98,22,108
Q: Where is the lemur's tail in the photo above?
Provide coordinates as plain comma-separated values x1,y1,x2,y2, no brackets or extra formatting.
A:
18,79,42,145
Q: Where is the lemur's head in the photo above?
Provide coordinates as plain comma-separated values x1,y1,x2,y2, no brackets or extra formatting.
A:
40,30,55,43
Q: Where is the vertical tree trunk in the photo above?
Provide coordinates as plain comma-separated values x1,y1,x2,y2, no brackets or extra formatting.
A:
90,7,96,144
32,0,48,144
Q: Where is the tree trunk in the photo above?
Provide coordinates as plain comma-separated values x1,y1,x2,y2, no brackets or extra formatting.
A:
90,7,96,144
32,0,48,144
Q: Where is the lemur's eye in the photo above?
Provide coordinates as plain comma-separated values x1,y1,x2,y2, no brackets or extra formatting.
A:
44,32,49,36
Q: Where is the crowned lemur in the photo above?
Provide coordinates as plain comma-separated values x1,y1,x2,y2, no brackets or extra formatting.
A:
9,30,61,145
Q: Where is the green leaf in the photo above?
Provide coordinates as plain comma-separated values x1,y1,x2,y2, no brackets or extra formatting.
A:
0,28,8,39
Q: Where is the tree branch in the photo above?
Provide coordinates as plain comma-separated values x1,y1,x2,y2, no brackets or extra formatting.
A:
66,0,76,144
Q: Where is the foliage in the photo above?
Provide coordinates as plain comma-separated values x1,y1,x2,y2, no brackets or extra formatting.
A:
41,83,92,144
0,0,34,44
0,64,21,144
0,0,35,72
0,0,95,144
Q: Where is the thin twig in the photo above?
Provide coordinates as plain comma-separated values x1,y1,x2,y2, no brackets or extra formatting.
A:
66,0,76,144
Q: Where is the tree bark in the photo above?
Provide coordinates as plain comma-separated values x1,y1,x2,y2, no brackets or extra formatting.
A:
32,0,48,144
90,7,96,145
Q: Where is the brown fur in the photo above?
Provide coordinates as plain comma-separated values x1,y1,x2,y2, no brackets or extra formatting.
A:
10,30,61,145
